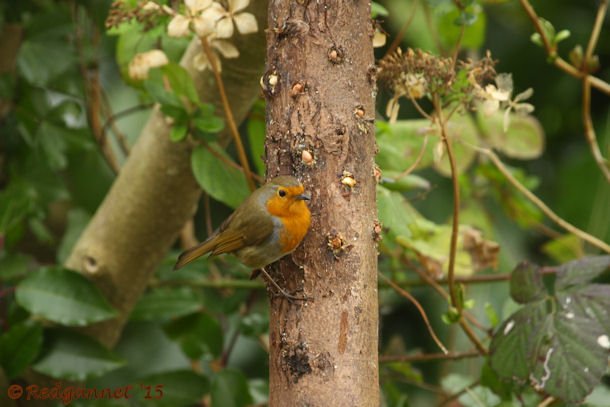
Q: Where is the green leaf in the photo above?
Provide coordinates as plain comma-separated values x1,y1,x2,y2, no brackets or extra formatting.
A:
144,69,183,108
380,171,431,192
510,262,546,304
161,63,199,104
15,267,118,326
130,288,203,321
555,256,610,290
136,370,209,407
376,185,416,240
169,123,188,142
481,112,545,160
192,115,225,134
191,144,249,209
432,115,478,176
541,234,583,263
17,40,74,86
376,120,432,172
37,121,69,170
33,330,125,381
371,2,389,17
0,322,43,378
0,252,31,281
437,5,486,49
211,369,253,407
164,312,224,359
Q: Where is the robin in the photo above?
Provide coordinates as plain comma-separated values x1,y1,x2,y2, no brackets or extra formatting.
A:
174,176,312,299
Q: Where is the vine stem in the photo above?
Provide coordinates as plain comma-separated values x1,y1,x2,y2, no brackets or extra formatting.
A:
380,349,480,363
434,96,461,311
200,37,256,191
518,0,610,96
475,146,610,253
380,273,448,354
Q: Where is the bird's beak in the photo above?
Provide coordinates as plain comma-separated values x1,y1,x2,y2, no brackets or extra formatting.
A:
296,193,311,201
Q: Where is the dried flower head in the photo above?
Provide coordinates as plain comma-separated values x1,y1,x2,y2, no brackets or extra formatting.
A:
128,49,169,80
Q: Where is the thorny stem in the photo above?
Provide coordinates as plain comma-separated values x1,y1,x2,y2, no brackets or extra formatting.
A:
518,0,610,96
380,349,480,363
200,37,256,191
380,272,448,354
476,147,610,253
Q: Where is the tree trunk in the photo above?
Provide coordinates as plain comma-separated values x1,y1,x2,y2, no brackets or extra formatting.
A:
64,3,267,348
264,2,379,406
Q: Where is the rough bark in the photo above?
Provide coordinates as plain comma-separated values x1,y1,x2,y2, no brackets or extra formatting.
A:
264,1,379,406
64,3,267,348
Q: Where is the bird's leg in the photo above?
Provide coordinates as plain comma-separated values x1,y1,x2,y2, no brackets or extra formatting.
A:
258,267,309,301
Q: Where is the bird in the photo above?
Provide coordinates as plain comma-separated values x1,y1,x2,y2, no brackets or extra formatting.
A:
174,176,312,299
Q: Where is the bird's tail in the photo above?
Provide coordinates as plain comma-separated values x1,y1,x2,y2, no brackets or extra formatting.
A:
174,240,214,270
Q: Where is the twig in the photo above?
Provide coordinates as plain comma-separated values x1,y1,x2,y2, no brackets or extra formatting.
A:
204,143,264,184
101,103,154,155
518,0,610,96
380,272,448,354
200,37,256,192
582,78,610,183
538,396,556,407
476,146,610,253
583,0,607,66
380,349,480,363
397,134,429,178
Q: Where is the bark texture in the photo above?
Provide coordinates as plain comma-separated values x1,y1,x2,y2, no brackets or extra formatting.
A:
264,1,379,406
64,3,267,348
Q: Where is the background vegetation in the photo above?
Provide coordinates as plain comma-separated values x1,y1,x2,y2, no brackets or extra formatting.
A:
0,0,609,406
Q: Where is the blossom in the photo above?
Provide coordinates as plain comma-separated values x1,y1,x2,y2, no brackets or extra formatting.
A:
193,38,239,72
128,49,169,80
207,0,258,39
168,0,215,37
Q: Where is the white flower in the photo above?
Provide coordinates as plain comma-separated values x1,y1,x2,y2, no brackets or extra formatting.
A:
206,0,258,39
128,49,169,80
168,0,215,37
373,28,386,48
193,38,239,72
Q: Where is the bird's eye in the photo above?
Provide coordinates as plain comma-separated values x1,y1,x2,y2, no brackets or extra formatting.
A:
278,189,287,197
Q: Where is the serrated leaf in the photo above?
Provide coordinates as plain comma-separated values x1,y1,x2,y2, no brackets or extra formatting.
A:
33,330,125,381
211,369,253,407
191,144,249,209
558,284,610,336
490,301,548,382
130,288,202,321
0,322,43,378
15,267,118,326
510,262,546,304
164,312,224,359
136,370,209,407
528,309,607,403
555,256,610,290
